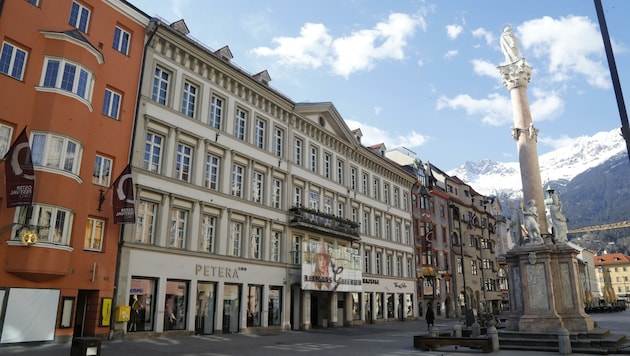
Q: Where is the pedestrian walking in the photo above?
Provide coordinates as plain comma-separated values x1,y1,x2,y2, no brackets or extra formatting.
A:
425,305,435,331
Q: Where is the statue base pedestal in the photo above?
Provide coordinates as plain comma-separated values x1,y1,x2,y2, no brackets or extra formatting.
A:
505,242,594,333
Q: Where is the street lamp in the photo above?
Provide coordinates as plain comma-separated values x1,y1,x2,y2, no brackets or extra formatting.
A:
449,203,472,326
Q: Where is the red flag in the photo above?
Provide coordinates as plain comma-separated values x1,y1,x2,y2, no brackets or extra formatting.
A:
112,164,135,224
3,128,35,208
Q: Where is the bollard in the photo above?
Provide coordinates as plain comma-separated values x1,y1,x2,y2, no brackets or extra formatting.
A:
487,325,500,352
453,323,462,337
430,325,439,337
471,321,481,337
558,327,572,355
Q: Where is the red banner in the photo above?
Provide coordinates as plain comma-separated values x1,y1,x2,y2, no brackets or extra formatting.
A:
112,164,135,224
3,128,35,208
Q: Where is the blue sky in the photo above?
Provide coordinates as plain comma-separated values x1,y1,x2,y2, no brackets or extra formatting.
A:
128,0,629,171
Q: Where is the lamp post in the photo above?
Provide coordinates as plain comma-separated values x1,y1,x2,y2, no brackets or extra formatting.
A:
449,203,471,326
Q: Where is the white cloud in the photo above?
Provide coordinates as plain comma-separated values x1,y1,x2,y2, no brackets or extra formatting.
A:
374,106,382,115
446,24,463,39
471,59,500,78
345,119,429,148
251,23,332,68
529,88,564,122
252,13,425,77
472,27,494,45
444,49,458,59
518,15,610,89
436,93,512,126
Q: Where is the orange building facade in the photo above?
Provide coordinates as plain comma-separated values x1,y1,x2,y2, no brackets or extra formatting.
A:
0,0,148,343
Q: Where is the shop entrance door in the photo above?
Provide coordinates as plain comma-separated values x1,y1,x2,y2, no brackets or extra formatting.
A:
195,282,216,334
222,284,240,333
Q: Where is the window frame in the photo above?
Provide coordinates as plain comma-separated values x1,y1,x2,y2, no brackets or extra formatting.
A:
102,88,122,119
69,1,91,33
41,57,94,102
273,126,283,157
84,217,105,251
30,132,83,175
209,94,224,129
181,80,198,118
252,171,264,204
231,163,244,198
92,154,112,186
0,41,28,81
175,142,193,182
143,132,163,173
200,214,216,253
13,204,74,246
203,153,220,190
151,66,170,105
112,26,130,55
234,108,247,141
254,118,266,149
169,208,188,249
135,200,157,244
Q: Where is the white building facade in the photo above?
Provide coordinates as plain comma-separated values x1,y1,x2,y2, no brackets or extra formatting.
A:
113,18,417,338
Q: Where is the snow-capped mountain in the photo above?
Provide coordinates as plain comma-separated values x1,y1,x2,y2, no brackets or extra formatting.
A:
447,128,626,199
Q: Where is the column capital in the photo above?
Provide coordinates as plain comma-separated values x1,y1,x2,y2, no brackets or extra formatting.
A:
497,58,532,90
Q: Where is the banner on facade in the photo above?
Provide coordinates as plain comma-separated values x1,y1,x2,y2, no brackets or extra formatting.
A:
3,127,35,208
301,241,362,292
112,164,135,224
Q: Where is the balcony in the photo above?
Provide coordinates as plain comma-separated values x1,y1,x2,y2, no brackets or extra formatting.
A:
5,242,71,282
288,206,360,241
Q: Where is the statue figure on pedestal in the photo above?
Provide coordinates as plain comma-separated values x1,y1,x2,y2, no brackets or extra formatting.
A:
549,192,569,243
500,25,521,64
508,202,524,247
523,199,543,245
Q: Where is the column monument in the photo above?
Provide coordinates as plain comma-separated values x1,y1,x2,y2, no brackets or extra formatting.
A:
497,25,594,333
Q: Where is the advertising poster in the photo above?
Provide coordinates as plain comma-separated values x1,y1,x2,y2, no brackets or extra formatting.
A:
302,241,362,292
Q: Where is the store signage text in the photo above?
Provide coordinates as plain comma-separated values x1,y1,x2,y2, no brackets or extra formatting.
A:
195,264,240,279
362,278,380,285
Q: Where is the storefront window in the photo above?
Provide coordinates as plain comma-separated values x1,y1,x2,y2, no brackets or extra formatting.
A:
387,293,394,318
195,282,216,334
165,280,188,330
376,293,383,319
247,285,262,327
352,293,361,320
129,277,156,331
364,293,372,321
405,294,414,317
268,286,282,326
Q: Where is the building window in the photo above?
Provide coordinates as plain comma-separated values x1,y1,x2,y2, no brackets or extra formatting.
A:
247,285,263,327
309,191,318,210
272,178,282,209
294,186,302,207
135,201,156,244
250,226,262,259
471,260,478,275
143,132,163,173
350,167,357,190
151,66,169,105
164,280,188,330
30,132,82,174
203,154,220,190
407,258,413,278
293,235,302,264
0,125,13,158
403,192,409,211
337,159,344,184
395,222,401,243
200,214,216,252
273,127,283,157
84,217,104,251
268,287,282,326
374,216,380,238
234,108,247,140
231,164,244,198
209,94,223,129
364,250,371,273
102,88,121,119
230,222,242,257
323,153,331,178
14,205,74,245
323,197,332,214
112,26,130,55
169,208,188,248
252,171,264,203
294,138,302,165
386,255,392,276
337,202,345,219
383,183,390,204
393,188,400,208
373,178,379,199
376,252,382,274
175,143,193,182
385,218,391,240
181,81,197,118
396,256,402,276
92,155,112,186
0,41,27,80
69,1,90,32
404,225,411,244
271,231,281,262
42,58,94,101
362,173,368,194
363,212,369,235
254,118,265,149
310,146,318,173
26,0,39,6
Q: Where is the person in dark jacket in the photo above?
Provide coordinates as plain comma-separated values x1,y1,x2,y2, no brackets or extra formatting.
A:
425,305,435,331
